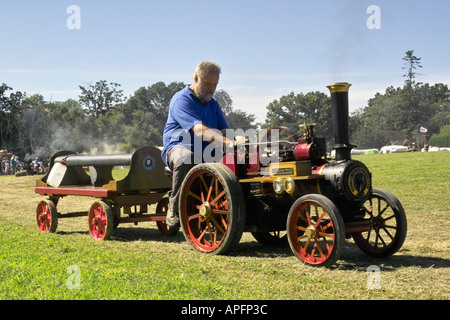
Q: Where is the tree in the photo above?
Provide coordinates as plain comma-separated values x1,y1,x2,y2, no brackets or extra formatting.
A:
429,125,450,147
226,109,257,131
214,89,234,116
79,80,124,118
0,83,14,148
120,81,186,149
0,84,27,153
18,94,53,158
402,50,423,86
264,91,332,147
350,83,450,148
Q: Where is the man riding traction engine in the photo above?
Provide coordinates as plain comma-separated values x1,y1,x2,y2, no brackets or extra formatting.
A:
176,82,407,267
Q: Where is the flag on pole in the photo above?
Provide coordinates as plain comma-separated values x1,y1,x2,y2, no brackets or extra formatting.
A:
420,127,428,133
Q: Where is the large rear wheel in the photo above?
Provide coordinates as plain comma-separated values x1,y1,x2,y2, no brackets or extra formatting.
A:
179,163,246,254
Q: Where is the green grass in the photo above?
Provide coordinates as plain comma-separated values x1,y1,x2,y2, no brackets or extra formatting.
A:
0,152,449,300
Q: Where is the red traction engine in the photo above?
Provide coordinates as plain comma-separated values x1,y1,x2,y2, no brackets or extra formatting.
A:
178,83,407,267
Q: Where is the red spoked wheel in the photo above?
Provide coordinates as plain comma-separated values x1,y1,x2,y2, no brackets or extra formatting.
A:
179,163,246,254
36,199,58,233
88,201,113,240
287,194,345,267
156,197,179,236
352,188,407,257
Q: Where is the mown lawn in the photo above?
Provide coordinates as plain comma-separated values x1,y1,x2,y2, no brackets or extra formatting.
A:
0,151,448,300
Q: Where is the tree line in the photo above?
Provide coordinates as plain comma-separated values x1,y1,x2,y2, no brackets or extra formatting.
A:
1,51,449,161
264,50,449,149
0,81,256,160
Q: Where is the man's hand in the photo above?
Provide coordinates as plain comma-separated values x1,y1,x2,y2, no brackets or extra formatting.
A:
234,135,248,146
224,138,235,150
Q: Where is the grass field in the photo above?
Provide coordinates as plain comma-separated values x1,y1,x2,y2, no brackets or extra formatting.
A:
0,151,449,300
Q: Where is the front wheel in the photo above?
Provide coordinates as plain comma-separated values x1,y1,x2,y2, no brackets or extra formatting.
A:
352,188,407,257
287,194,345,267
179,163,246,255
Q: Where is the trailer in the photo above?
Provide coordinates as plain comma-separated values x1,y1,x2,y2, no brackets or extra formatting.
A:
35,146,178,240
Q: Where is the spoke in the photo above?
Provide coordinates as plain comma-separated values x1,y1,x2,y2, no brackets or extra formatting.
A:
218,199,228,209
314,205,319,221
188,213,201,221
305,208,312,226
380,226,395,241
209,217,225,234
375,198,388,216
314,211,327,227
206,223,214,246
211,209,228,215
206,177,215,202
210,190,226,206
213,224,217,244
378,204,389,216
314,240,325,258
376,230,388,247
220,214,228,231
317,231,334,239
302,237,311,251
188,191,202,202
199,175,209,195
365,202,374,218
365,228,372,241
297,212,308,224
374,230,382,247
382,214,396,222
324,237,333,252
197,228,207,244
215,178,219,199
319,220,333,232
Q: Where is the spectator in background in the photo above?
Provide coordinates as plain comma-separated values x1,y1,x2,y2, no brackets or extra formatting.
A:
10,156,16,175
4,159,10,175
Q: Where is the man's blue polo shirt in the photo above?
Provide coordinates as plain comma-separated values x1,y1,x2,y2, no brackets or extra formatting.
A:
161,85,229,165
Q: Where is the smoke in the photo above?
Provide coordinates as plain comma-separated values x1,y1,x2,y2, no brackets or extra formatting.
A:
324,2,375,80
24,125,124,161
88,143,124,155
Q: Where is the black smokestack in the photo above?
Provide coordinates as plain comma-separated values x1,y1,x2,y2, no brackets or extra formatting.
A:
327,83,354,161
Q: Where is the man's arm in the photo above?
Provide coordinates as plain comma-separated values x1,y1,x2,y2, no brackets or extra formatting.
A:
192,123,235,149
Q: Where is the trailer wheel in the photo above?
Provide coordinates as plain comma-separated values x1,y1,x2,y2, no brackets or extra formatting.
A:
36,199,58,233
156,197,179,236
179,163,246,254
88,201,113,240
287,194,345,267
352,188,407,257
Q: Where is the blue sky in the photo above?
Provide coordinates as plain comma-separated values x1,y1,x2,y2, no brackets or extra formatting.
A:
1,0,449,122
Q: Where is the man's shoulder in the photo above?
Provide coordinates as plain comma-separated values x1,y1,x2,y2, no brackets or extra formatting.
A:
170,85,193,104
173,85,193,98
